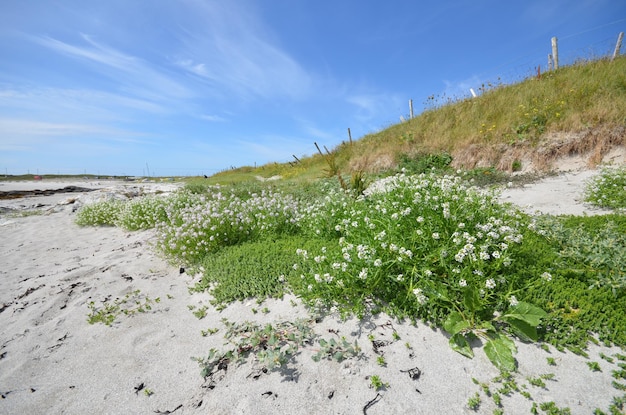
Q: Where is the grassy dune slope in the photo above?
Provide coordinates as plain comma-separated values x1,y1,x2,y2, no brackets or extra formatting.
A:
208,56,626,184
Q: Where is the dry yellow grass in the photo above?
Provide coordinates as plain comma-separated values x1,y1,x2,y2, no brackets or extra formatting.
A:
207,56,626,183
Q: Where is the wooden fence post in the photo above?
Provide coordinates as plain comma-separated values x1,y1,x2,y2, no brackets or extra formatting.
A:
409,99,414,119
548,54,553,71
551,37,559,70
314,142,323,156
612,32,624,61
347,128,353,145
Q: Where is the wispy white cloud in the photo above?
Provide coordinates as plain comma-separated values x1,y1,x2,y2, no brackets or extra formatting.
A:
199,114,228,122
172,1,313,101
291,117,336,141
0,85,166,120
0,117,148,152
35,34,192,101
346,92,405,124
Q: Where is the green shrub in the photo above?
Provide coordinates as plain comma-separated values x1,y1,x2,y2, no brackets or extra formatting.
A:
585,167,626,210
293,172,548,370
75,199,124,226
397,152,453,174
192,235,330,304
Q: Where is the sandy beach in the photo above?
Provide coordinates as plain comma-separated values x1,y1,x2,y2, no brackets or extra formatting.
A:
0,172,623,414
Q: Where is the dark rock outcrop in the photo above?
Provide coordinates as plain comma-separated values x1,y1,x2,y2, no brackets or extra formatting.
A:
0,186,98,200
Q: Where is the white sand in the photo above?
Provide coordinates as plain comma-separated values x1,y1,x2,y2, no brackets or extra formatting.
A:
0,172,624,414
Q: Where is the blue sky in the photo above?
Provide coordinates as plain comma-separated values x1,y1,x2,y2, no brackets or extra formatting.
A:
1,1,624,176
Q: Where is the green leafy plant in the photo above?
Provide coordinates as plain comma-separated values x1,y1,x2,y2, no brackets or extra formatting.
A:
585,166,626,210
193,305,209,319
443,301,546,371
527,374,555,388
312,336,361,362
195,319,314,377
538,401,572,415
587,361,602,372
397,152,453,174
600,352,615,363
87,290,158,326
376,355,386,367
467,392,481,410
369,375,388,391
612,381,626,391
294,172,550,370
200,327,219,337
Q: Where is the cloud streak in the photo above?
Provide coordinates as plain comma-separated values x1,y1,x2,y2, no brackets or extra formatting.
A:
36,34,192,101
173,1,313,101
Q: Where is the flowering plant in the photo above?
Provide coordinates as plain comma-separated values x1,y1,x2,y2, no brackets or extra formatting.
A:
294,172,548,370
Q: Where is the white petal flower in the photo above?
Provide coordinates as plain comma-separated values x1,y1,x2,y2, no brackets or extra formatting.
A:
541,272,552,282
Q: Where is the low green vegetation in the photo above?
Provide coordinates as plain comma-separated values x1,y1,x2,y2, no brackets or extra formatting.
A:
75,56,626,412
78,167,626,373
87,290,161,326
585,166,626,210
369,374,388,391
194,319,315,377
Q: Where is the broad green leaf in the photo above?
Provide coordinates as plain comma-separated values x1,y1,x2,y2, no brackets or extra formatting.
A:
503,302,547,327
319,339,327,347
499,334,517,354
478,321,496,334
506,317,539,342
434,286,450,302
484,337,517,372
333,351,344,361
449,332,474,358
443,312,470,335
463,288,481,312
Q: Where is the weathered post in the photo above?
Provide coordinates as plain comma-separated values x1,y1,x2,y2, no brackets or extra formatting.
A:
347,128,353,145
548,54,553,71
612,32,624,61
551,37,559,70
409,99,414,119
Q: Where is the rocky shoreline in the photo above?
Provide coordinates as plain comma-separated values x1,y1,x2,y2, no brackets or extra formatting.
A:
0,186,99,200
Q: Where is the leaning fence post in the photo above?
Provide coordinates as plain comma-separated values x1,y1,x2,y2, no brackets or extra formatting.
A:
612,32,624,61
551,37,559,70
347,128,353,145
